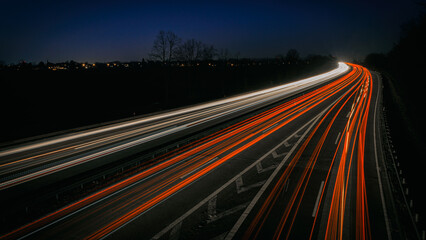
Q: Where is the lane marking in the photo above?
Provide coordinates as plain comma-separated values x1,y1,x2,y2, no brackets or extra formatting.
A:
284,141,291,147
335,132,341,145
256,162,263,173
257,164,276,174
207,195,217,219
312,181,325,217
169,221,182,240
235,177,244,193
207,202,250,224
272,151,287,159
285,178,291,192
237,181,266,194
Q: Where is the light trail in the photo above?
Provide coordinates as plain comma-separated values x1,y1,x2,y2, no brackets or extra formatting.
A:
324,66,372,240
0,63,354,240
236,64,378,240
82,65,359,240
0,63,349,159
0,63,350,190
1,63,387,240
241,64,364,239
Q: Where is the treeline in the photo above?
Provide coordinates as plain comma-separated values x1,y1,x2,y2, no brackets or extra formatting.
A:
148,30,306,64
364,11,426,158
149,30,236,62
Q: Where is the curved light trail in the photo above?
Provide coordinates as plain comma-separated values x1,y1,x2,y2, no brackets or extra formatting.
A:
0,63,394,240
0,63,349,190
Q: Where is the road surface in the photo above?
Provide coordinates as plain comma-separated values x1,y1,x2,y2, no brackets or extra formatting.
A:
0,63,400,239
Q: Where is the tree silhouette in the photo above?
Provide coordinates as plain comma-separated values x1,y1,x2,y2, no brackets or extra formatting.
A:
176,39,203,62
150,31,167,62
285,49,300,64
201,44,216,61
150,31,220,63
150,31,180,63
218,48,229,61
166,31,181,62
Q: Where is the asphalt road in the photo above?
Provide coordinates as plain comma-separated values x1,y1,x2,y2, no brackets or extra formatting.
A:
0,63,399,239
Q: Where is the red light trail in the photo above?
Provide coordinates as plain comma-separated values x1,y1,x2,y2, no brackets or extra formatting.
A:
1,64,384,240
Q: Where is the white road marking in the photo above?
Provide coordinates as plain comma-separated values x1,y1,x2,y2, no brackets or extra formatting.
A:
272,151,287,159
284,178,291,192
256,163,276,174
207,203,250,224
312,181,325,217
169,221,182,240
284,141,291,147
335,132,341,145
256,162,263,173
237,181,266,194
207,195,217,219
235,177,244,193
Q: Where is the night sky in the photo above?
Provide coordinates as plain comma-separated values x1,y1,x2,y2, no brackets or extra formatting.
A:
0,0,422,64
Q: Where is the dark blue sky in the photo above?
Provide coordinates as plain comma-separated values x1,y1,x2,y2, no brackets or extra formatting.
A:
0,0,422,63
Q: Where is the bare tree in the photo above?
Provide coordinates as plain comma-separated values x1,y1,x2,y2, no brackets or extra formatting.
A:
166,31,181,62
150,31,168,63
201,44,216,60
150,31,181,63
285,49,300,64
177,39,203,62
218,48,229,61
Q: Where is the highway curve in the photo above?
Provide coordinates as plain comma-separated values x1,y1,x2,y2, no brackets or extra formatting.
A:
0,63,398,240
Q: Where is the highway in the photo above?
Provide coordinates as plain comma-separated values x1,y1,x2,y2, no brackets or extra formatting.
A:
0,63,399,239
0,63,348,191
